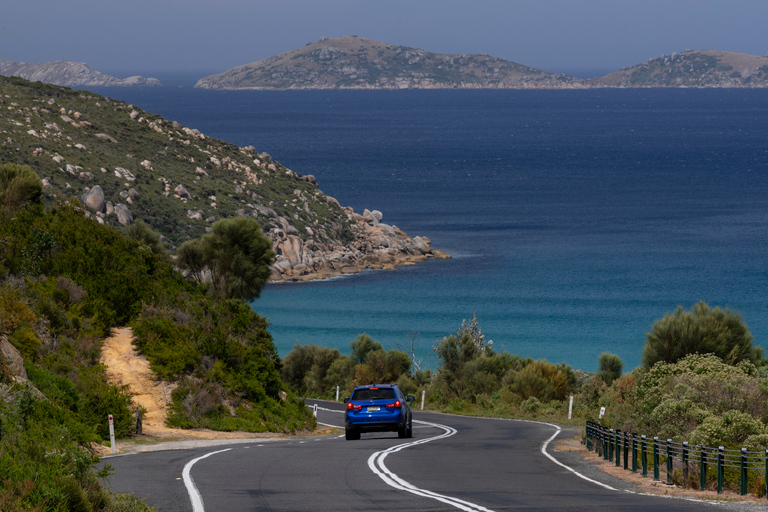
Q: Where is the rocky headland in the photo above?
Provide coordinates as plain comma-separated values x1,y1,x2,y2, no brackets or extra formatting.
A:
0,60,162,87
0,76,447,283
269,204,449,282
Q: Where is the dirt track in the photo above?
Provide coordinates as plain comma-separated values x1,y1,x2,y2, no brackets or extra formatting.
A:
98,327,290,453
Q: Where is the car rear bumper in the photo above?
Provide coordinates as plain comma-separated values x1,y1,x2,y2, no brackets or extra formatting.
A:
345,421,402,433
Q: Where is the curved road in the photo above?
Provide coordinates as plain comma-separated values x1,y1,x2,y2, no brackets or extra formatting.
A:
102,400,715,511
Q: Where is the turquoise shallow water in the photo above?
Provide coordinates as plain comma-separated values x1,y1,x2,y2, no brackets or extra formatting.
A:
86,87,768,371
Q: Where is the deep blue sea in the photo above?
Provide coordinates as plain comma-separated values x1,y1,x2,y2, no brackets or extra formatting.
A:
86,86,768,372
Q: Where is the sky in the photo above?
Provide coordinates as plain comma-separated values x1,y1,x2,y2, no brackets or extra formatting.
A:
2,0,767,79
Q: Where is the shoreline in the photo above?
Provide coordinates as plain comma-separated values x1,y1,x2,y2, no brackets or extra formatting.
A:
268,205,450,283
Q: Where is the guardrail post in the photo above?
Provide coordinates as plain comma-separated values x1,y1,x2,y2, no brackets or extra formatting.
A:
717,446,724,494
615,430,621,467
586,423,592,450
641,435,648,477
666,439,673,484
604,429,609,460
632,433,637,472
765,449,768,499
595,424,601,454
608,429,614,462
653,437,660,481
741,448,747,496
623,431,629,470
700,445,707,490
682,441,689,484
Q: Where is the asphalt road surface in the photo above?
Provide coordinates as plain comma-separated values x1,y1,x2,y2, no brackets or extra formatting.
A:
102,400,721,511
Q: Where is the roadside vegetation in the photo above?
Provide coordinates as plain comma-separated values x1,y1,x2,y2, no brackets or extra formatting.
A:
282,304,768,452
0,163,313,511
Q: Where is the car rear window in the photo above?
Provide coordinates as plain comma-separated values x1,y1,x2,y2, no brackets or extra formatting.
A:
351,388,396,401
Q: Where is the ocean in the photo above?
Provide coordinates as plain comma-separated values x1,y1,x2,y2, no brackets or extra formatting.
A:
85,86,768,372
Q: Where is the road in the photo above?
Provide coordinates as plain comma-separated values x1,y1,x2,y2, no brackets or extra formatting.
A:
102,400,717,511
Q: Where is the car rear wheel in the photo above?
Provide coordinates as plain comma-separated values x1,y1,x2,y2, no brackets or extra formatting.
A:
406,419,413,438
398,422,407,438
345,429,360,441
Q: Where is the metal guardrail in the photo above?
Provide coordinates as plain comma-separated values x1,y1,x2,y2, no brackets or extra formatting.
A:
585,421,768,497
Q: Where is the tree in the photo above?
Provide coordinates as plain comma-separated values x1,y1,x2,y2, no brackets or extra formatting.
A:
396,331,429,373
176,238,206,283
176,217,275,300
125,219,167,258
350,333,383,365
0,163,42,213
596,352,623,386
643,301,761,368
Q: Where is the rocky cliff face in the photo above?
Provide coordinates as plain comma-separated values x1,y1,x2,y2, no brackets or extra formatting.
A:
0,60,162,87
195,36,588,90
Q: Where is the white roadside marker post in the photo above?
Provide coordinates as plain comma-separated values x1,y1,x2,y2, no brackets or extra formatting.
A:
313,404,318,418
108,414,116,454
336,386,339,402
568,395,574,420
599,406,606,419
421,390,425,411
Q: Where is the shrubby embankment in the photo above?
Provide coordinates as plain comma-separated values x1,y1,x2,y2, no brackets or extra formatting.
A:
0,163,313,511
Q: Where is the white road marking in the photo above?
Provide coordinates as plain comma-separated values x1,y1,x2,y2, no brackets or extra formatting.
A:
368,420,495,512
538,422,618,491
182,448,231,512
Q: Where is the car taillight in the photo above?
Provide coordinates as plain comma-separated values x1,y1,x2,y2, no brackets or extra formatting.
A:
385,400,401,409
347,402,362,410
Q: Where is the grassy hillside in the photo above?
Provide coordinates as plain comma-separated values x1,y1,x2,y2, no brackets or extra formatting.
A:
0,75,351,248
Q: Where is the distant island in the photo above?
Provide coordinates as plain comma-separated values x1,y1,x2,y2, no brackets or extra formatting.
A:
0,60,162,87
195,36,768,90
195,36,587,90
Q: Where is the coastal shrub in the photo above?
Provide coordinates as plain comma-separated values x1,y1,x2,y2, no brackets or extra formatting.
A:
643,301,761,368
350,333,383,364
0,383,113,511
0,163,42,213
505,360,577,402
125,219,168,258
7,326,41,361
688,411,767,447
323,356,356,395
195,217,275,300
636,354,767,423
0,283,37,335
281,344,342,396
595,352,623,386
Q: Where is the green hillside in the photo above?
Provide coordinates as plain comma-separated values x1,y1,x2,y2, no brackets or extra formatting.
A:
0,75,350,248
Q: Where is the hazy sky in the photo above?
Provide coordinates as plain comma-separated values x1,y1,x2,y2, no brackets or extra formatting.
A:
3,0,767,78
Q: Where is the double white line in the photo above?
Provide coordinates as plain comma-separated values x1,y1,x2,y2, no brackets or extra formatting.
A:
367,420,496,512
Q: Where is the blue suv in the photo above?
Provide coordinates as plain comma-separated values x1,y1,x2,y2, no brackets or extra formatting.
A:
344,384,414,440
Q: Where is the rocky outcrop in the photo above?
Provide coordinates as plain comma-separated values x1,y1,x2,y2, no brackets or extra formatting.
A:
81,185,106,213
268,207,450,282
1,335,28,382
114,204,133,225
0,60,162,87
